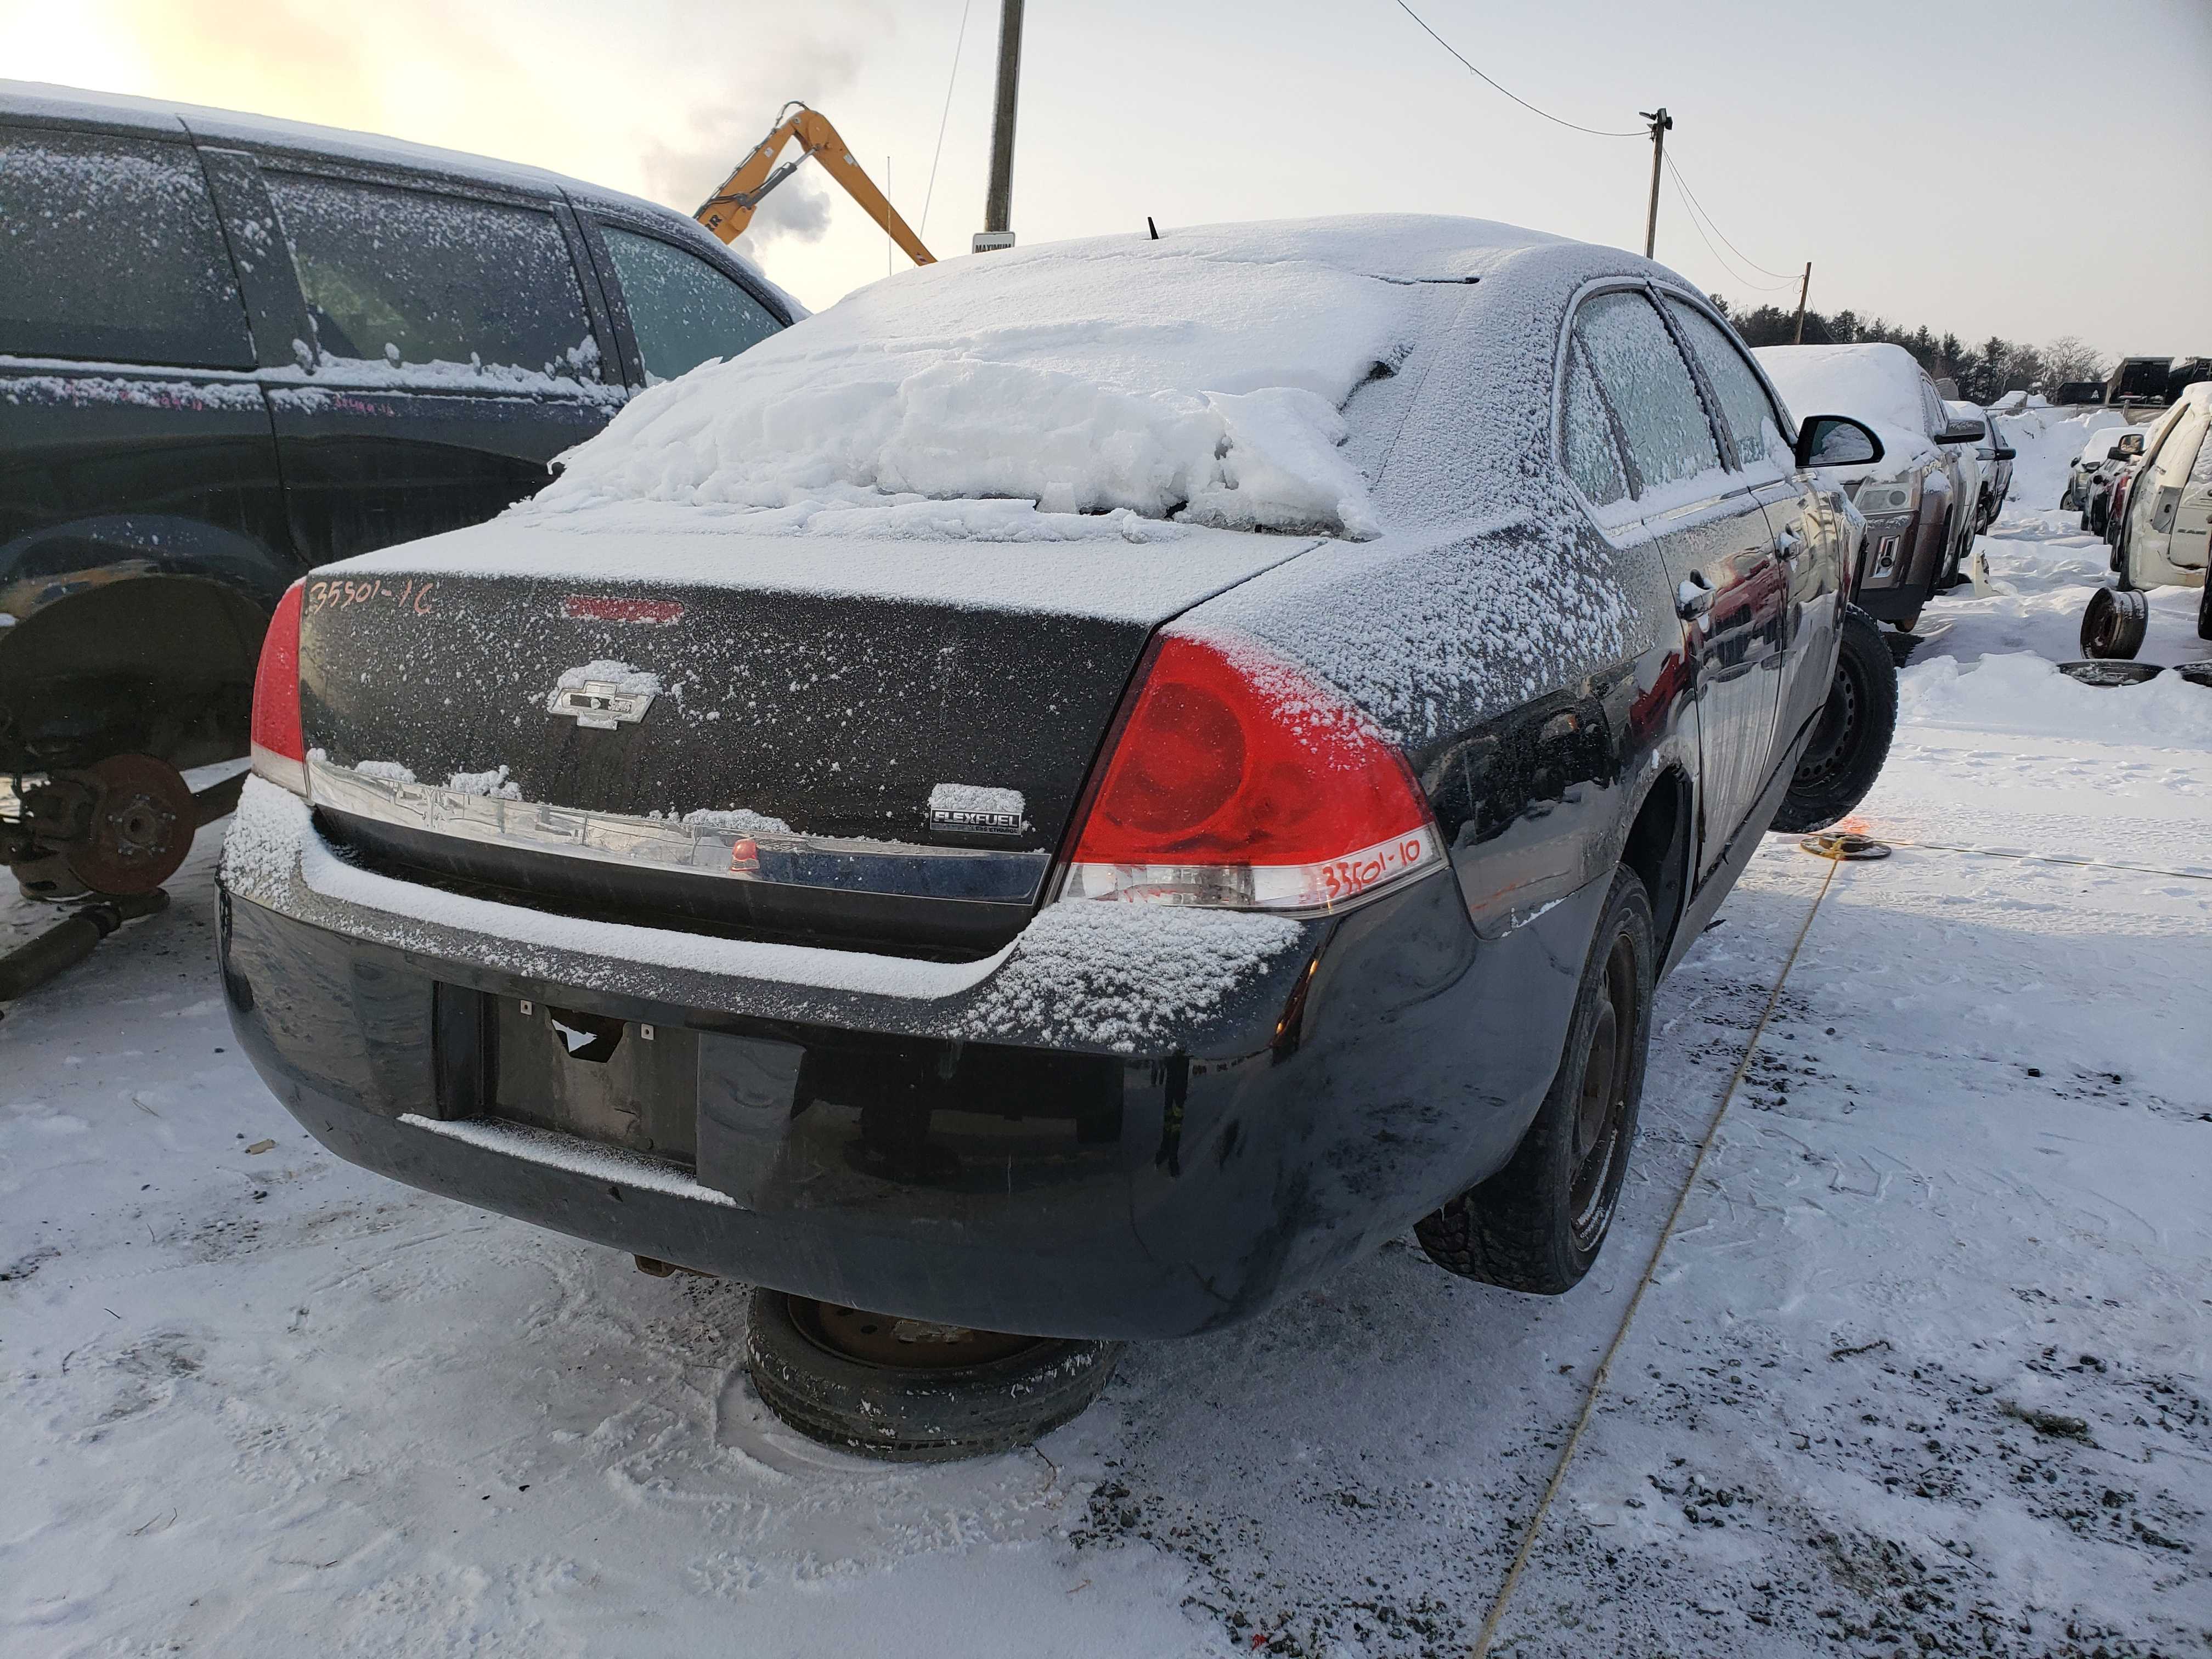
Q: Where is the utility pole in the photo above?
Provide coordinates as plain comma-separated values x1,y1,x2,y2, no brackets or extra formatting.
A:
974,0,1023,253
1792,262,1812,343
1639,106,1671,259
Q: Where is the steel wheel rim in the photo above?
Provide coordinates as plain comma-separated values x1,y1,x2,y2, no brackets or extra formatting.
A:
1796,651,1865,790
1567,933,1637,1249
789,1298,1046,1372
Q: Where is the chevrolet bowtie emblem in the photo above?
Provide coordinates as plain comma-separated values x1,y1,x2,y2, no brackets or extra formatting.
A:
545,679,656,730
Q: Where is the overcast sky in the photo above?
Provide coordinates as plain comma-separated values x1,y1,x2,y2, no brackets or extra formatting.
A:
9,0,2209,363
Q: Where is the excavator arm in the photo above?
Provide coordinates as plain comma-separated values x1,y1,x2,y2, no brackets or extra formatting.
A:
695,102,935,266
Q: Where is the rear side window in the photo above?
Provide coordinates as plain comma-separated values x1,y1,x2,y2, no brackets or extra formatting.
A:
1663,299,1790,472
601,228,783,383
0,129,252,369
1561,338,1628,507
267,175,601,381
1573,291,1720,496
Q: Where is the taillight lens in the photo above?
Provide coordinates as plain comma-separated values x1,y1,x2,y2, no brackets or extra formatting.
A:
249,579,307,796
1060,630,1442,912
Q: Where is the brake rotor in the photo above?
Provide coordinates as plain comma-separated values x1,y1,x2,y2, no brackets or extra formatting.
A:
64,754,195,895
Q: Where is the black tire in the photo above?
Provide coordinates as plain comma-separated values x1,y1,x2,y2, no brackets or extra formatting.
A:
2080,586,2148,660
743,1288,1119,1462
1772,603,1899,834
1415,867,1653,1295
2198,577,2211,642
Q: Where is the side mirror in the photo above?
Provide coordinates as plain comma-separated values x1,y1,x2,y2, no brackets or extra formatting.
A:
1934,419,1986,445
2106,444,2129,461
1793,414,1883,470
1994,446,2017,461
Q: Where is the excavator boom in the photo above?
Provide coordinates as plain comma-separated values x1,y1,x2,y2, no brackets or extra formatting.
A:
696,103,935,266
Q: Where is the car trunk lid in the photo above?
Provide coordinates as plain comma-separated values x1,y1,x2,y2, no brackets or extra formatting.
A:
297,515,1311,958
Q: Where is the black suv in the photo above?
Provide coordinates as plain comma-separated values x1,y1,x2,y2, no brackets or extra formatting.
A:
1,81,792,899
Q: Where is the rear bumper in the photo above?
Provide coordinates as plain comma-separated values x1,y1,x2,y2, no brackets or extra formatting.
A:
217,780,1598,1339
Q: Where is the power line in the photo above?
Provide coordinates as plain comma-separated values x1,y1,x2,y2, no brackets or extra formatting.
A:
1662,150,1796,281
1391,0,1644,139
919,0,974,241
1662,158,1798,292
1666,168,1799,294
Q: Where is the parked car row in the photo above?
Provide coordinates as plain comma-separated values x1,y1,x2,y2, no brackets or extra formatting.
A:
1752,342,2008,630
2064,425,2146,529
0,80,797,901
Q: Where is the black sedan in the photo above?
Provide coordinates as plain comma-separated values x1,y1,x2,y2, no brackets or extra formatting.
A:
219,217,1894,1457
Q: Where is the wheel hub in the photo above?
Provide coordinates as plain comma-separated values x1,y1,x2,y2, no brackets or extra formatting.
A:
63,755,196,896
790,1299,1043,1372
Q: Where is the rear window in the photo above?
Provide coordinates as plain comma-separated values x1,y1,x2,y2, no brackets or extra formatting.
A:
267,174,601,381
0,128,252,369
600,227,783,383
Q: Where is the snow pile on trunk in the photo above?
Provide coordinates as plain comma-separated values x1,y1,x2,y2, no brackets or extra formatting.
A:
527,217,1560,541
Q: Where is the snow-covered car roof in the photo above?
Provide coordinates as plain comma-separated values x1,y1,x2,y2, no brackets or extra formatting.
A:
527,213,1679,541
0,79,792,312
1753,343,1934,467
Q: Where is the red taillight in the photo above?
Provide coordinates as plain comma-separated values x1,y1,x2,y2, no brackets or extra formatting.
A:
249,579,307,795
1062,630,1441,912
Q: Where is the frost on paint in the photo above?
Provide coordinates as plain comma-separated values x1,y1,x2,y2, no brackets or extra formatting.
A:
956,901,1306,1053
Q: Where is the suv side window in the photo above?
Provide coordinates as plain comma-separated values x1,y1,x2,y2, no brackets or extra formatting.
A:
265,174,601,381
601,228,783,383
1663,298,1790,472
0,128,252,369
1574,290,1720,496
1918,375,1948,438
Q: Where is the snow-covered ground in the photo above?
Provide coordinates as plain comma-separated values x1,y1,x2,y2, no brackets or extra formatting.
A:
4,488,2208,1656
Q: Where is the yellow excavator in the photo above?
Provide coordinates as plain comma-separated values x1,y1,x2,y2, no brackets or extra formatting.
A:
694,101,935,266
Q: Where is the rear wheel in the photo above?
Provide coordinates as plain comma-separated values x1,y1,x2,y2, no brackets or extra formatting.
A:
1415,867,1653,1295
743,1289,1119,1462
1772,603,1899,834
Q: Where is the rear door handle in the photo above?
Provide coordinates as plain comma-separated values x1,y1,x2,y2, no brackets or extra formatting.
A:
1675,572,1715,619
1774,529,1804,558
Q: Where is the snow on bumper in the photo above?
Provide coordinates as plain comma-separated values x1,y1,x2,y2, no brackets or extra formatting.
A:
219,775,1313,1054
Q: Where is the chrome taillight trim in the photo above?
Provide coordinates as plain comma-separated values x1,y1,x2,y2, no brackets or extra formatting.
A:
306,757,1050,905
